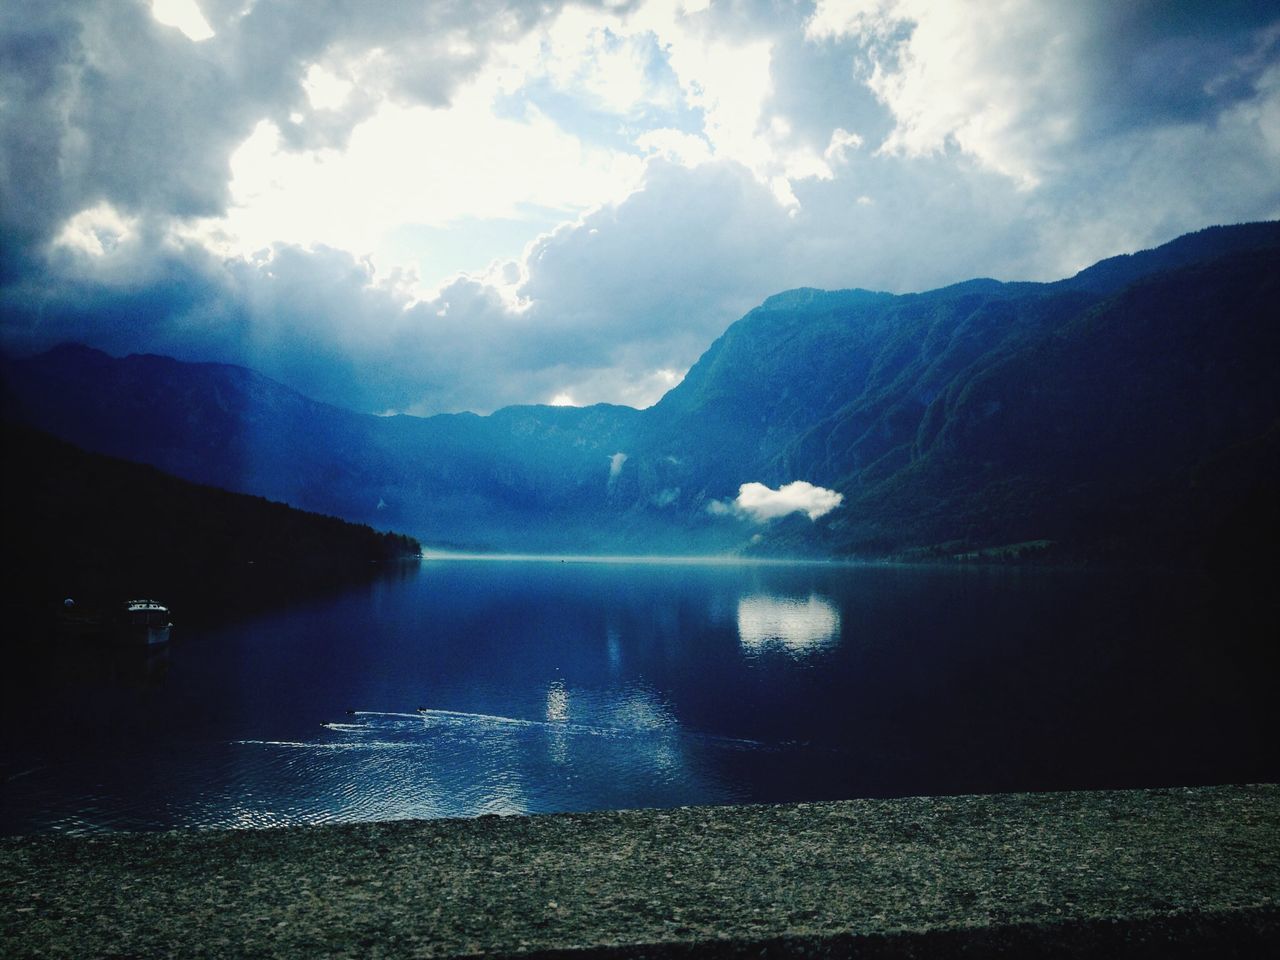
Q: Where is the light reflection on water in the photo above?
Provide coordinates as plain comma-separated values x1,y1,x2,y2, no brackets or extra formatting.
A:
737,593,841,657
2,558,1274,834
217,690,747,828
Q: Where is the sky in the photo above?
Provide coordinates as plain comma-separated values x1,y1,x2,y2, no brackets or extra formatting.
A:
2,0,1278,416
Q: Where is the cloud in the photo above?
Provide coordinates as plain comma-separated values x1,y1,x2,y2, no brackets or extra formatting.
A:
608,452,628,479
809,0,1280,186
823,127,864,165
0,2,825,414
209,95,645,268
1,0,1278,421
2,163,766,416
0,0,604,278
517,158,796,348
711,481,844,523
150,0,215,42
651,487,679,508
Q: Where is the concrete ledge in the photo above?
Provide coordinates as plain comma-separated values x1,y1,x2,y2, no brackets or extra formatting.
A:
3,785,1277,958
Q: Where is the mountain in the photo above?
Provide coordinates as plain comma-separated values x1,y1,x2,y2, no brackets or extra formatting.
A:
640,215,1272,565
0,343,643,551
1,422,421,626
621,222,1280,561
3,221,1278,563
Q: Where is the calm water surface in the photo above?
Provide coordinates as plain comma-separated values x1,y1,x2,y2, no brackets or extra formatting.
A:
1,559,1273,834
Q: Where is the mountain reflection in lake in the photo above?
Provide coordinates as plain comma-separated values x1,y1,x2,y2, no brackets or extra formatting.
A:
1,558,1273,835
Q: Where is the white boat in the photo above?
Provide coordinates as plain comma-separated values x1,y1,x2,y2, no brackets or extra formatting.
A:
118,599,172,646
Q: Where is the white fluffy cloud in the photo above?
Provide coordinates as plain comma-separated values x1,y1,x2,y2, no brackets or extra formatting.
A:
713,481,844,523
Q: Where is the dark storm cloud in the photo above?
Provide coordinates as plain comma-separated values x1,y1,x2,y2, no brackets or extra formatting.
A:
1071,0,1280,134
2,3,239,279
834,0,1280,186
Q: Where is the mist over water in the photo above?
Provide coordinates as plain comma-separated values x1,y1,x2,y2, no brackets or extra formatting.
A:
1,558,1272,835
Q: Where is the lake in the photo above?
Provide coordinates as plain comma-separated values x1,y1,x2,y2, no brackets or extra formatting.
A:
1,558,1273,834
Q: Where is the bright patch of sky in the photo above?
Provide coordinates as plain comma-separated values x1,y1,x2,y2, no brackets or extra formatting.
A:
55,203,138,258
149,0,214,42
183,0,842,293
209,98,645,291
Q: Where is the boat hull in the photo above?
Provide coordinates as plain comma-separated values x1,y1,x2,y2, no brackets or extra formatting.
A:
118,623,172,646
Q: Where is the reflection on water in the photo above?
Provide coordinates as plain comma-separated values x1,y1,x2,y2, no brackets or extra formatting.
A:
545,680,570,722
737,593,841,657
2,558,1274,834
545,681,570,766
219,695,741,828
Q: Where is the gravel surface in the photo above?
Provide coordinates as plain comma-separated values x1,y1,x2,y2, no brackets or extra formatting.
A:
3,784,1278,958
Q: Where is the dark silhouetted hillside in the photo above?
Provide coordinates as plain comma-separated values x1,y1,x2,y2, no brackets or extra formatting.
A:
1,423,420,629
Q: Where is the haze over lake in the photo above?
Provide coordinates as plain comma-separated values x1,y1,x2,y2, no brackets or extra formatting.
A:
3,558,1271,835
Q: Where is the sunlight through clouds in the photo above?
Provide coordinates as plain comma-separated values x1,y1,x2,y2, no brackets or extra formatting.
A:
303,64,355,112
538,7,664,115
193,0,839,298
53,204,138,259
149,0,214,42
4,0,1278,417
174,0,833,296
211,99,644,281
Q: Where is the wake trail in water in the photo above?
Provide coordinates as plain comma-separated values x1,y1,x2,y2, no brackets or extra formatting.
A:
233,739,416,751
342,707,777,751
234,707,836,756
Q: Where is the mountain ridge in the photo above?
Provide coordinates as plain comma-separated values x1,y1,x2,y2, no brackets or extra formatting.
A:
4,220,1278,561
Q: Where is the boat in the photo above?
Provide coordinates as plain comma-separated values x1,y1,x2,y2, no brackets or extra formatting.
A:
117,599,172,646
55,598,173,645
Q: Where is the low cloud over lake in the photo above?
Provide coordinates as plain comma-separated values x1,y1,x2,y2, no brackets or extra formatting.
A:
711,481,843,523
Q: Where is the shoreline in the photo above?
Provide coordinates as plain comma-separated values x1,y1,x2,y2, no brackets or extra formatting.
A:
4,784,1277,958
